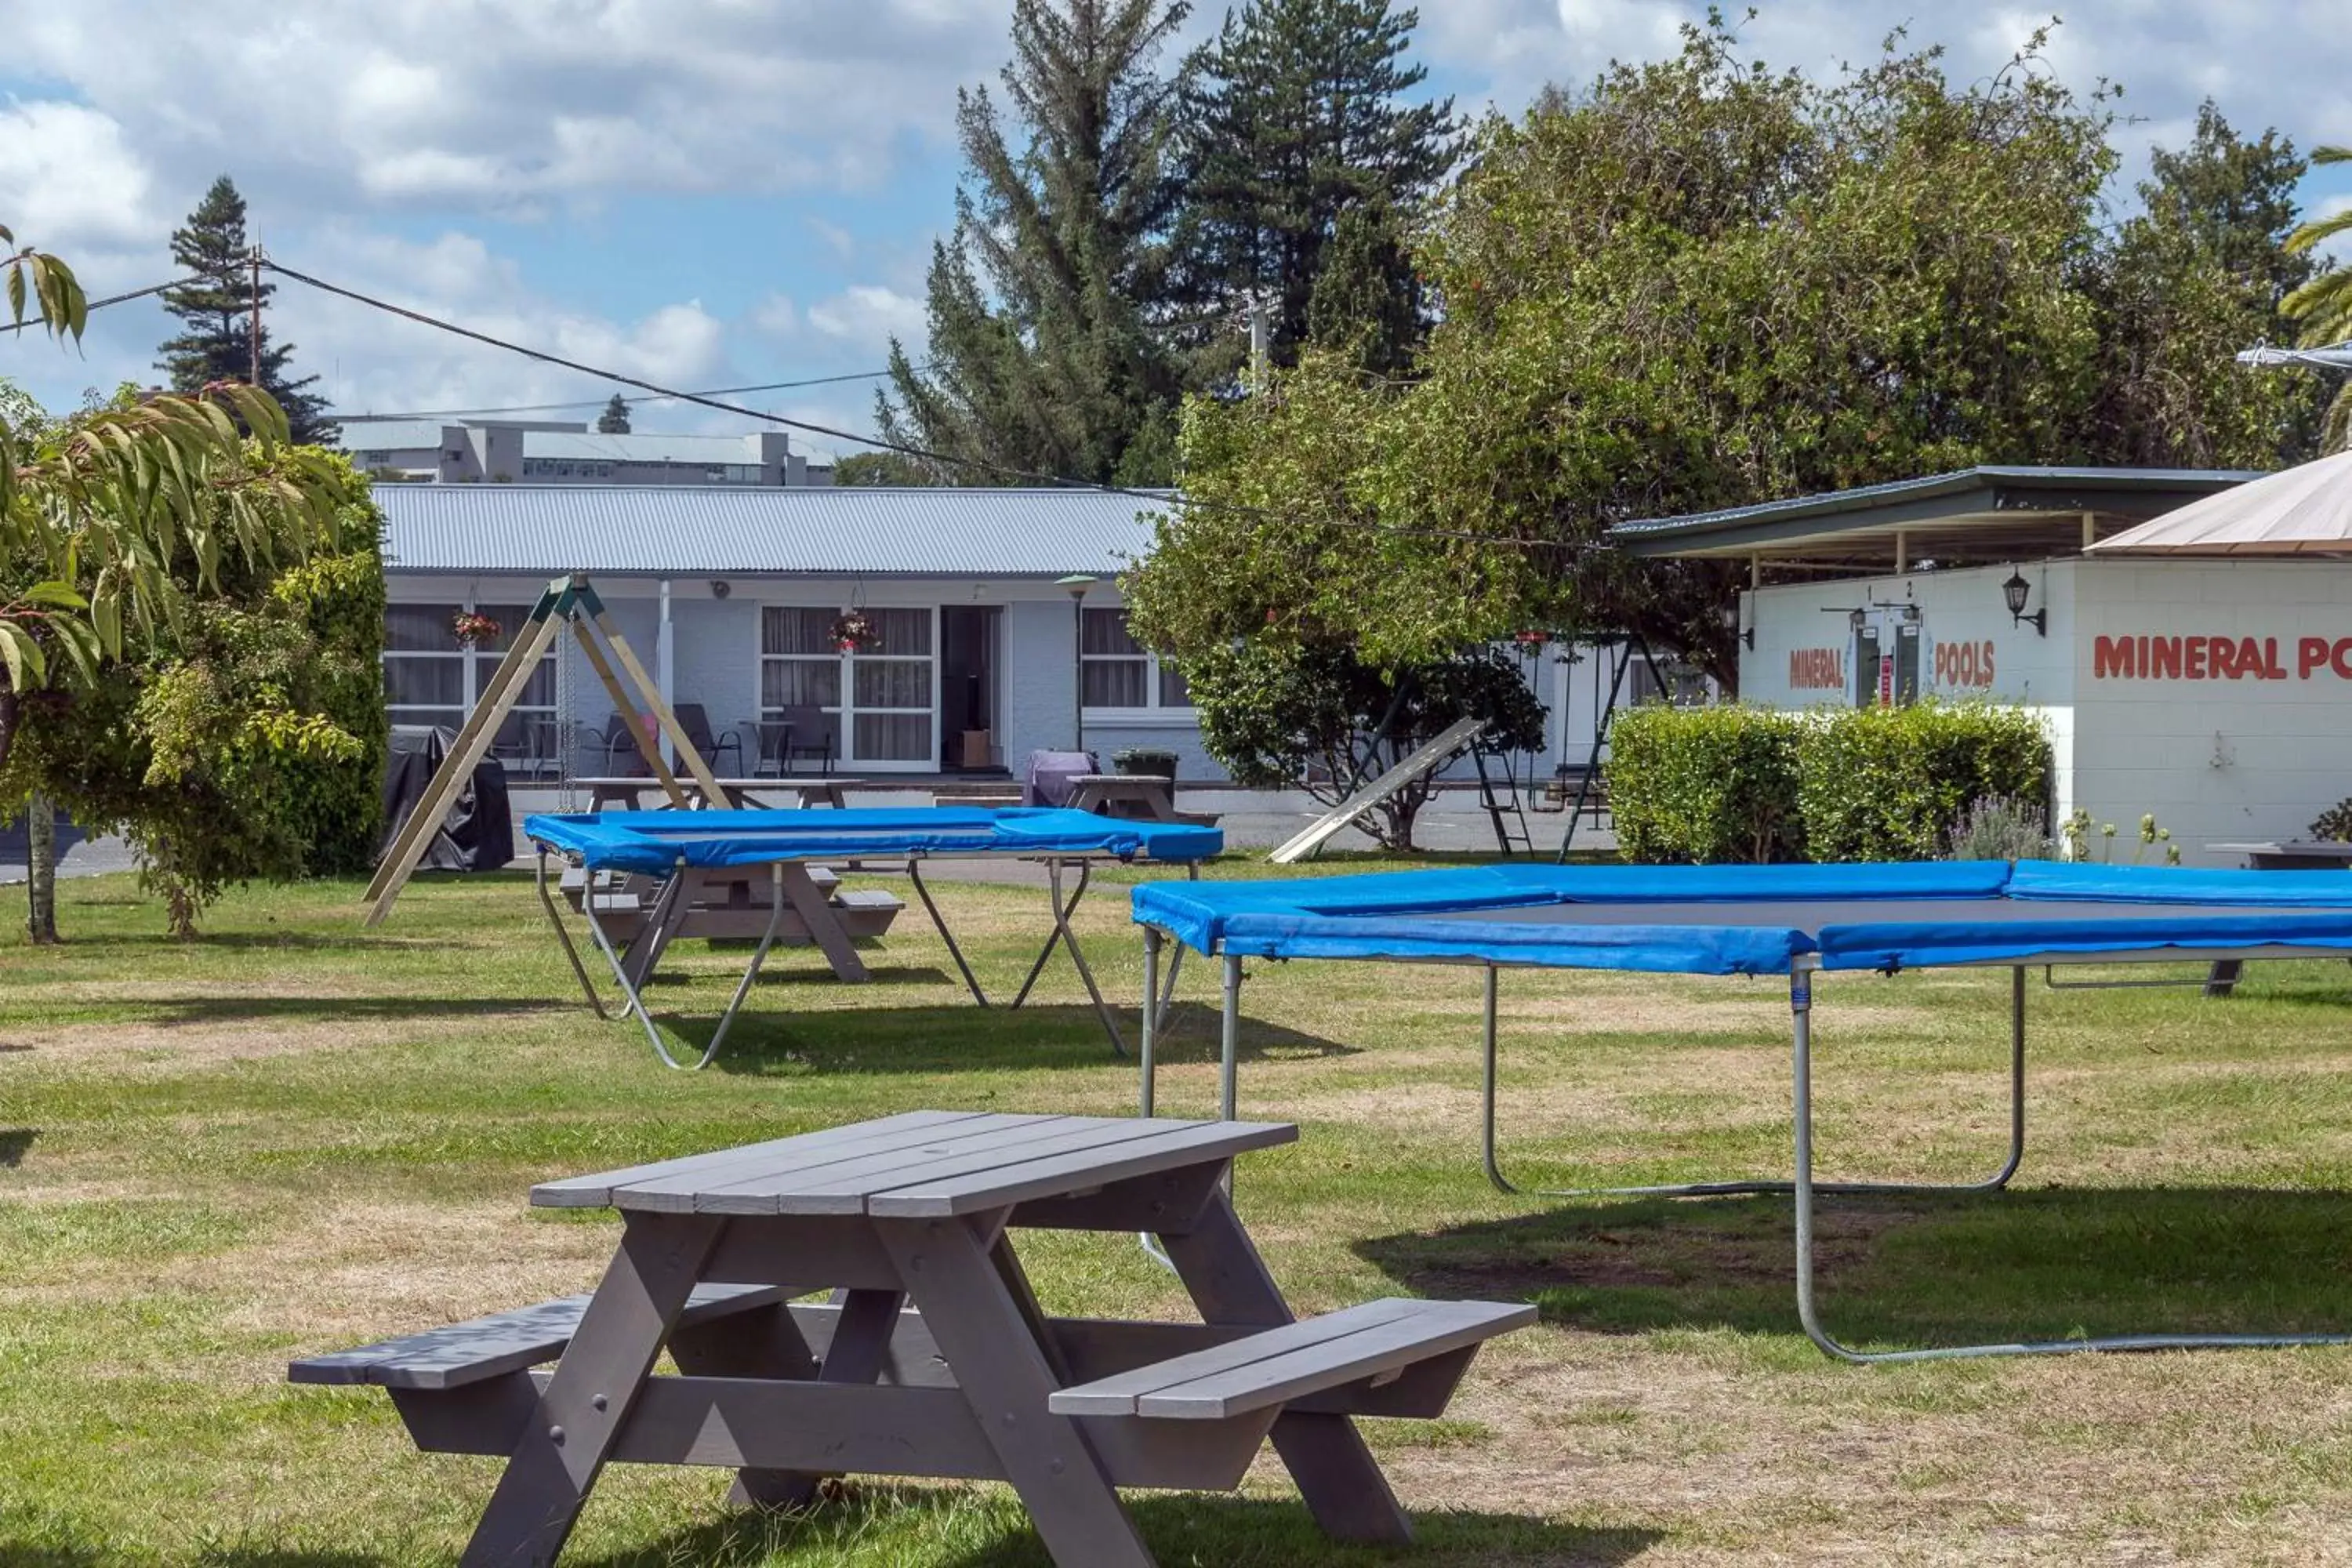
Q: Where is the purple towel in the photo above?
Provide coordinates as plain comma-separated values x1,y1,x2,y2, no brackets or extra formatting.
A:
1025,750,1096,808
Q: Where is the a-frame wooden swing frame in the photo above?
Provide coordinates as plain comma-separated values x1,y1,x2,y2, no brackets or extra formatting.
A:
363,572,724,926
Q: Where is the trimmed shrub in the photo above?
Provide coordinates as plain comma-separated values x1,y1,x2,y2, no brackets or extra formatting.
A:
1795,702,2050,862
1607,705,1805,863
1607,701,2051,865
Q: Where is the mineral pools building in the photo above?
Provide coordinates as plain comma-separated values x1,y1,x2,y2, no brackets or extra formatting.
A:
1614,463,2352,867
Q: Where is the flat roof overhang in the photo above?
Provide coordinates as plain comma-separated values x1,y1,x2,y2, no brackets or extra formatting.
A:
1610,466,2259,572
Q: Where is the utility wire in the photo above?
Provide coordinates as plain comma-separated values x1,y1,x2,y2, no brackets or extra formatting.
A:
343,365,920,423
0,276,198,336
263,257,1583,552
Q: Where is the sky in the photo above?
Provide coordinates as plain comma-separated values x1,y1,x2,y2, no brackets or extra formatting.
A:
1,0,2348,463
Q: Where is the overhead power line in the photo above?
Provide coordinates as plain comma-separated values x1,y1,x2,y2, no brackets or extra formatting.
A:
263,257,1584,553
343,365,921,423
0,276,198,336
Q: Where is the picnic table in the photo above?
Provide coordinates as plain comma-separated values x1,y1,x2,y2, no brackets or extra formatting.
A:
292,1111,1531,1567
2202,841,2352,994
574,775,860,811
1066,773,1218,826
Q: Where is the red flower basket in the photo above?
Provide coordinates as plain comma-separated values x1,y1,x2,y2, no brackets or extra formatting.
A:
829,609,877,654
451,611,503,648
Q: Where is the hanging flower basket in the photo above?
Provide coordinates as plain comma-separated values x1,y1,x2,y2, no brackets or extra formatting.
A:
829,609,877,654
451,611,503,648
1512,628,1553,647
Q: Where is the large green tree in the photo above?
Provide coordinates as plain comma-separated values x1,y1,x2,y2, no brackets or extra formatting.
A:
2284,145,2352,447
1174,0,1457,375
2079,102,2321,465
878,0,1192,485
155,176,337,445
1131,21,2312,712
4,234,365,936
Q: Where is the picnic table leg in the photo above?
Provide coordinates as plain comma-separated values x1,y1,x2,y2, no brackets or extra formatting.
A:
1159,1185,1413,1544
462,1212,724,1568
906,860,992,1006
875,1214,1154,1568
780,862,869,982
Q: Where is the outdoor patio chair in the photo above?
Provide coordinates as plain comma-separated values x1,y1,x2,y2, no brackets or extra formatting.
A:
590,713,648,776
672,703,743,775
755,708,833,775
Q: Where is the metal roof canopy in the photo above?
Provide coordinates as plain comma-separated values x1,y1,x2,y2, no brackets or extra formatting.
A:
1610,466,2256,576
375,483,1176,579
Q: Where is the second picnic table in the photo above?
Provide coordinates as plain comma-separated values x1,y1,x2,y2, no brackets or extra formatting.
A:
293,1111,1533,1567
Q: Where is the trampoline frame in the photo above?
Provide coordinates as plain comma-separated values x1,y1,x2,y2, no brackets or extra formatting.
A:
537,846,1201,1069
1134,920,2352,1363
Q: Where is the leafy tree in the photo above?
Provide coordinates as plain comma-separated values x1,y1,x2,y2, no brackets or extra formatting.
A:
156,176,337,445
1303,194,1424,375
1182,641,1544,848
1137,18,2311,725
2,234,361,938
596,394,632,434
878,1,1192,485
1175,0,1457,373
2079,103,2322,464
833,450,944,485
2285,145,2352,447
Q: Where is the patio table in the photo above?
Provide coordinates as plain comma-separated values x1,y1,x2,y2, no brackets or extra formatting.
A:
575,775,860,811
292,1111,1530,1567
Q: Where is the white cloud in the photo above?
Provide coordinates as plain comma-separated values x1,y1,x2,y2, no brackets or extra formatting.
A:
806,284,925,347
0,100,162,256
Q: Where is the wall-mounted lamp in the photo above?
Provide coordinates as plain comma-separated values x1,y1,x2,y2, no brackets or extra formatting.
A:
710,579,731,600
1847,608,1867,633
2001,568,2046,637
1899,602,1921,626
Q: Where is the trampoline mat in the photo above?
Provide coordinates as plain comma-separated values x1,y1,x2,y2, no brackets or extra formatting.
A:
1417,897,2352,928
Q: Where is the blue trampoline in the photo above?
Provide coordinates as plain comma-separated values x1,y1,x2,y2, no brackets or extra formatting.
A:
527,807,1218,1069
1130,859,2352,1362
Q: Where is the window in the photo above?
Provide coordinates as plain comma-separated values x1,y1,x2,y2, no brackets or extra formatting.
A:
760,604,936,766
380,599,557,765
1081,608,1189,711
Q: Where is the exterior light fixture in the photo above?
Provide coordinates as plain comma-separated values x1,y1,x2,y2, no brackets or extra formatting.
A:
1847,608,1867,633
2002,568,2046,637
1900,602,1921,625
1057,574,1097,755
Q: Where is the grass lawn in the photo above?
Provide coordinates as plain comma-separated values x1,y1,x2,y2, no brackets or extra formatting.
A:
6,856,2352,1565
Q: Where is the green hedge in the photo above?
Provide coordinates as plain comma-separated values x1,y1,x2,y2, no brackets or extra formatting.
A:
1608,701,2050,864
1608,705,1805,863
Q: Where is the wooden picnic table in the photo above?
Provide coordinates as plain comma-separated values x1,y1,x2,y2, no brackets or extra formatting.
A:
1067,773,1217,826
574,775,860,811
2201,842,2352,994
292,1111,1531,1566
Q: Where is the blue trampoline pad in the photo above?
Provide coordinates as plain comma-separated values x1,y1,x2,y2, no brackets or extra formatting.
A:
1131,861,2352,975
528,805,1221,877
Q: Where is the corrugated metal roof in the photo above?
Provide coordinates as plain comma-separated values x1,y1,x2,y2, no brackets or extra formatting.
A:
1609,465,2257,542
376,484,1174,577
522,430,763,463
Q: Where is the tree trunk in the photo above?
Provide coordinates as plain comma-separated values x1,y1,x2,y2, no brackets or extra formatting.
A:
24,791,56,944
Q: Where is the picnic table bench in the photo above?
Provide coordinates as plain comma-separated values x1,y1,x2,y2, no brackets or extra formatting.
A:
291,1111,1533,1567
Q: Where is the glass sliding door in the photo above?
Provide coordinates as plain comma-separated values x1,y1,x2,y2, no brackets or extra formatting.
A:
759,604,937,769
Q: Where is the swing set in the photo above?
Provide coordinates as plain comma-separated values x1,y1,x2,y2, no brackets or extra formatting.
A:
364,572,724,926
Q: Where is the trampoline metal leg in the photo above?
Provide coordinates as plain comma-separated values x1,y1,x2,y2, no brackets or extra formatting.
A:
535,850,609,1020
1140,926,1161,1117
694,862,789,1072
1220,952,1242,1124
578,881,688,1069
1793,963,2352,1361
907,858,990,1007
1480,963,2028,1202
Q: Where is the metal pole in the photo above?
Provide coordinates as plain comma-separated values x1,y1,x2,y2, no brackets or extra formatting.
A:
1073,593,1086,757
1140,926,1161,1117
249,245,263,387
1220,952,1242,1123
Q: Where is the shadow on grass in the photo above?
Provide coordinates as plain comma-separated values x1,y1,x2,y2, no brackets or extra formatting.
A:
663,1000,1353,1078
572,1486,1653,1568
47,995,575,1027
50,931,451,953
0,1128,34,1166
1356,1184,2352,1348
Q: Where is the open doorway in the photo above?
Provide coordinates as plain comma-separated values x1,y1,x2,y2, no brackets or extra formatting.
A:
940,605,1001,772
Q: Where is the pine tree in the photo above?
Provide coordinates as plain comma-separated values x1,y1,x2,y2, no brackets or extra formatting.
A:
155,176,336,445
596,394,632,434
1305,195,1422,375
1177,0,1458,372
878,1,1192,485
